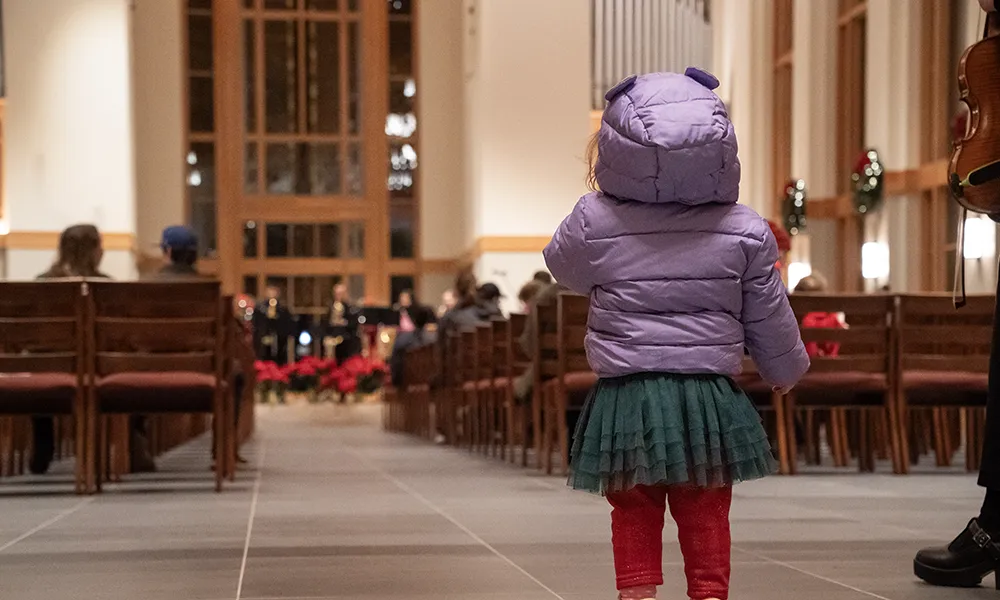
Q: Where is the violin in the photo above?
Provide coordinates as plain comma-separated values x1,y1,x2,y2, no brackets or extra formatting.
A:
951,12,1000,217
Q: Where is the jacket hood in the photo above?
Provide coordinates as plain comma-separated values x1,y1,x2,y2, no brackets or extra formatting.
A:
594,69,740,206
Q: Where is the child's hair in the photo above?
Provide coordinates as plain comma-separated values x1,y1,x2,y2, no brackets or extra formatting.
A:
794,274,828,294
585,132,600,192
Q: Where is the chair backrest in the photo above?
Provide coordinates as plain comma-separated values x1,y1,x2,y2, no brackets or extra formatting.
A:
88,281,224,377
492,318,511,381
896,294,994,373
788,294,894,374
445,330,461,387
460,328,477,384
476,322,493,381
556,293,590,377
534,299,559,383
0,281,85,377
509,313,530,365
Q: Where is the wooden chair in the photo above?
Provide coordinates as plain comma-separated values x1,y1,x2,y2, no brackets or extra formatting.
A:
532,301,559,470
474,322,495,456
507,313,532,466
785,294,902,474
0,281,88,493
441,330,462,445
491,318,513,461
459,328,479,451
543,293,596,475
895,294,993,473
87,281,229,492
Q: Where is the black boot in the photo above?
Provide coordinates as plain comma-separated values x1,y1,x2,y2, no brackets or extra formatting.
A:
914,519,1000,588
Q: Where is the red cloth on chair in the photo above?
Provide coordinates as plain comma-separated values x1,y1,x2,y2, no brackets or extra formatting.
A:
801,312,846,358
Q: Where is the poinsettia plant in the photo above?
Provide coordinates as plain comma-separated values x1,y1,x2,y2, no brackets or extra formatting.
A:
255,355,389,402
255,360,290,403
320,355,389,395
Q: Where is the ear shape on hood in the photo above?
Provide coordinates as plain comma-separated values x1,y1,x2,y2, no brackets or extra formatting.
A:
605,74,637,102
684,67,719,90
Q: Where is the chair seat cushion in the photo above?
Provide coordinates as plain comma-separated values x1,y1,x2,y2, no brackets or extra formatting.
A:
493,376,510,388
903,370,988,394
97,372,217,413
476,378,493,390
0,373,77,414
461,381,477,391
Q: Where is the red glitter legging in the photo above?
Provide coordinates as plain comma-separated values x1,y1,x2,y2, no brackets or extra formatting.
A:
608,485,732,600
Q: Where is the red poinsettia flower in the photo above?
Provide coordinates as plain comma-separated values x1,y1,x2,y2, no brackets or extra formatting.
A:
337,375,358,394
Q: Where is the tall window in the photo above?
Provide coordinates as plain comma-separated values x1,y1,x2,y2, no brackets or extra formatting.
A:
386,0,418,303
185,0,218,257
184,0,403,311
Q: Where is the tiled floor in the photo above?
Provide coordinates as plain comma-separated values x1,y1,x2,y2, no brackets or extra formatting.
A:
0,403,997,600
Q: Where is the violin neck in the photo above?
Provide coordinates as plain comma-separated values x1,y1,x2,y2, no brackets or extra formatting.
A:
986,11,1000,39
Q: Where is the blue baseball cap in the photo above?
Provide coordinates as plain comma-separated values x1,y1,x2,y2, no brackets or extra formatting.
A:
161,225,199,251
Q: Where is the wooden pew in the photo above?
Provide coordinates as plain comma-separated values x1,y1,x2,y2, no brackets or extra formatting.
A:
895,294,992,472
542,293,596,475
0,281,88,493
508,313,532,466
87,281,230,492
786,294,902,474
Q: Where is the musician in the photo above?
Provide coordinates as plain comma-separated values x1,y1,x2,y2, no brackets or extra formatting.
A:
914,0,1000,587
325,283,362,363
253,284,294,366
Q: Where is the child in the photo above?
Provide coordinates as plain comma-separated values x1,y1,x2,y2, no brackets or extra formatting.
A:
544,69,810,600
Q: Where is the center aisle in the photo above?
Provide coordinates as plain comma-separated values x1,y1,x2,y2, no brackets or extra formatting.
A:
0,403,987,600
239,405,980,600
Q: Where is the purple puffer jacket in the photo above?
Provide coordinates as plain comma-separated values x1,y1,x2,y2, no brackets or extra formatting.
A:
543,69,809,388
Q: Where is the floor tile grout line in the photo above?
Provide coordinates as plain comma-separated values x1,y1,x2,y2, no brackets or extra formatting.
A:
0,496,94,553
343,445,568,600
529,472,900,599
236,438,268,600
731,546,894,600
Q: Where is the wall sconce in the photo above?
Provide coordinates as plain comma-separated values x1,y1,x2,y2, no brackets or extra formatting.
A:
787,261,811,290
964,215,996,260
861,242,890,280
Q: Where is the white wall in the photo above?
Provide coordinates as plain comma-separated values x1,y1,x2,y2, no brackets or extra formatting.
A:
418,0,466,260
3,0,137,279
132,0,185,257
464,0,592,240
4,0,136,234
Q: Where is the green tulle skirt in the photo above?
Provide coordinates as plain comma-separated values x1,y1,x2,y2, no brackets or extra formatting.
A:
568,372,778,495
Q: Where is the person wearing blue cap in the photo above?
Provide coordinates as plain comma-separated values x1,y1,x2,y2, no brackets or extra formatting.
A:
151,225,204,280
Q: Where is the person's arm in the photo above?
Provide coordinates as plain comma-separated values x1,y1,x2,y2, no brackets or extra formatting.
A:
741,220,810,390
543,196,594,295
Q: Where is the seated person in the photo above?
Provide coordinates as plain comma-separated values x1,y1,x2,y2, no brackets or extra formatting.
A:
390,304,437,388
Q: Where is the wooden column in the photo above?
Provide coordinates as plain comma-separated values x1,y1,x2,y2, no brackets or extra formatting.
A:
212,0,244,294
363,0,389,303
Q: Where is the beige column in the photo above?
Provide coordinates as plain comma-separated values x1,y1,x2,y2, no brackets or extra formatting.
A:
463,0,591,311
791,0,838,286
713,0,773,217
865,0,923,292
417,0,466,303
2,0,137,280
132,0,185,266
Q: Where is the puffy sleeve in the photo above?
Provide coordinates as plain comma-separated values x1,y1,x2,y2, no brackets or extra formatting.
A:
741,221,810,389
543,197,594,294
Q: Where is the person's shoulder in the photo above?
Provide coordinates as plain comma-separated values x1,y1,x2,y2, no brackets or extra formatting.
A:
714,203,769,242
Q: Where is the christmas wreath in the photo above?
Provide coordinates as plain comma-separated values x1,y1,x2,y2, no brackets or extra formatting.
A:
852,149,884,215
